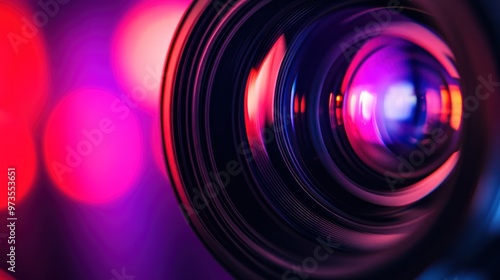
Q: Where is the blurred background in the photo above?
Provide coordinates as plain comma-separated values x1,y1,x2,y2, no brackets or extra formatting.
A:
0,0,232,279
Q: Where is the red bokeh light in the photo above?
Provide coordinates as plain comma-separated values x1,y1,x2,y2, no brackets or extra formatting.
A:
0,112,37,209
0,2,49,127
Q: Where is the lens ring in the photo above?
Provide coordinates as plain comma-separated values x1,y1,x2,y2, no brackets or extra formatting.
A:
162,0,499,278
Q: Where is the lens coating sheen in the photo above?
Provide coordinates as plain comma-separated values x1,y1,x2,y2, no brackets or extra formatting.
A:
162,0,499,278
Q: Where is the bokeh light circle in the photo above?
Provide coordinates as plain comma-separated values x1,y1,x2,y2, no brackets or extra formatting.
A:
43,89,144,203
111,0,191,113
0,2,49,127
0,112,36,208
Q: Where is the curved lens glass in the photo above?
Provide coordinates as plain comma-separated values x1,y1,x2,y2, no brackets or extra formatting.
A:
343,34,461,176
163,0,499,278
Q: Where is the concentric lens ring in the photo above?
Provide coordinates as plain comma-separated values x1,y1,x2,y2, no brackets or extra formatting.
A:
162,0,498,278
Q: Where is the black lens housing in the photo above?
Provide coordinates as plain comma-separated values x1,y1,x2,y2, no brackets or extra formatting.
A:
162,0,499,278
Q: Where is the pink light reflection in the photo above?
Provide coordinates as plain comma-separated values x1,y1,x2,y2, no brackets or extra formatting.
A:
245,36,286,149
151,120,167,177
349,152,460,207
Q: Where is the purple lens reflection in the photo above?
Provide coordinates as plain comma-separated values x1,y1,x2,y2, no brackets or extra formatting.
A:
163,0,496,278
238,6,467,276
341,28,462,184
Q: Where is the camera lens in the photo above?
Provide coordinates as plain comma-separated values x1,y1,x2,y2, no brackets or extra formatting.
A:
162,0,499,278
341,33,461,180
